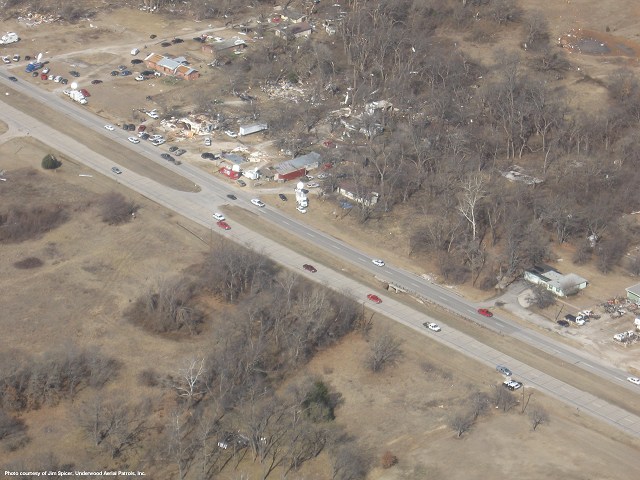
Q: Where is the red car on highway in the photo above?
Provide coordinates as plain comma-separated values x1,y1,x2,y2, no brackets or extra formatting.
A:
477,308,493,317
216,220,231,230
367,294,382,304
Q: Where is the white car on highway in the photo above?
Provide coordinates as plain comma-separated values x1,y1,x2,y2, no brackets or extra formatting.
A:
104,125,115,131
127,136,140,144
424,322,441,332
372,259,385,267
212,212,225,221
251,198,265,208
628,376,640,385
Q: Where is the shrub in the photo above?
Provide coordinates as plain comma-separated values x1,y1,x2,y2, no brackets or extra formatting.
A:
0,206,69,243
13,257,44,269
100,192,138,225
41,154,61,170
127,278,204,335
381,451,398,469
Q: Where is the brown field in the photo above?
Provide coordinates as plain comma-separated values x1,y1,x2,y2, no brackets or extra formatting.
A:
2,0,640,478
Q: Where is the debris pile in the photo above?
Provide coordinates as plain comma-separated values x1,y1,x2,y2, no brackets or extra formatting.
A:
17,12,60,27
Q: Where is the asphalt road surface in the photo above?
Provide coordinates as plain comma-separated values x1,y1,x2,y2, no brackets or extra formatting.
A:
1,72,639,438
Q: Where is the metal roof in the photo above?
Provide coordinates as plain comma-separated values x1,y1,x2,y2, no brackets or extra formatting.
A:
273,152,321,174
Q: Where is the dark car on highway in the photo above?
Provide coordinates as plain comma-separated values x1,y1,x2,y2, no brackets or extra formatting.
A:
226,194,237,200
303,264,317,273
8,76,17,82
557,320,570,327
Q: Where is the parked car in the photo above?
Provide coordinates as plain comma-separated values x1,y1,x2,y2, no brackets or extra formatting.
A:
161,153,172,160
121,70,132,76
212,213,225,221
296,206,307,214
41,67,50,74
503,380,522,391
204,137,211,146
12,54,20,62
127,136,140,144
423,322,441,332
104,125,115,131
306,182,320,188
40,73,48,80
118,64,127,71
371,259,385,267
137,125,146,132
478,308,493,317
91,79,103,84
217,220,231,230
69,70,80,77
224,130,238,138
237,179,246,187
131,59,143,65
496,365,512,376
79,88,90,97
111,166,122,174
367,293,382,304
161,41,172,47
60,78,68,84
201,152,215,159
110,70,119,76
251,198,265,207
303,264,317,273
278,193,287,201
174,149,186,156
2,56,11,64
138,132,150,140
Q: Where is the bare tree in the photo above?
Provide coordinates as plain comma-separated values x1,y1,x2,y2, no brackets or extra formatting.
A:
468,391,491,420
526,285,556,309
528,405,549,431
365,332,403,372
448,410,475,438
174,357,207,402
77,394,149,459
493,386,518,412
457,174,486,241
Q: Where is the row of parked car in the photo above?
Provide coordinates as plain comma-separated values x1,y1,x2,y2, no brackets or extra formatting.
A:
1,54,20,63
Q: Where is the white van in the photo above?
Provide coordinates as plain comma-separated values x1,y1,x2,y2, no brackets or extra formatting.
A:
131,48,140,56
